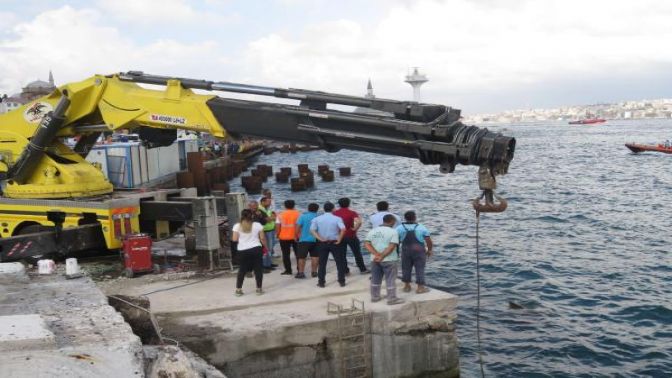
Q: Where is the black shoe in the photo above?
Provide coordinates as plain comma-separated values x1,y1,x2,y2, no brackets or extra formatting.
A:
339,282,346,287
317,283,325,288
360,269,371,274
311,272,318,278
271,264,279,268
295,272,306,279
280,271,292,275
263,268,273,274
345,271,351,277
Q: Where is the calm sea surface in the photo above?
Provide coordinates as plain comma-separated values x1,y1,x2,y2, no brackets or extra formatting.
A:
229,119,672,377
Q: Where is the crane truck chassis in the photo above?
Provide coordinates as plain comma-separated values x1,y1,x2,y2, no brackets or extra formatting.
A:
0,72,515,261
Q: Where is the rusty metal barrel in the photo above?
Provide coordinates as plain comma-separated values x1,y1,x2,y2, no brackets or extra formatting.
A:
251,169,267,182
244,176,263,194
275,172,289,183
290,178,306,192
298,164,309,173
321,170,335,182
177,171,195,188
280,167,292,176
299,170,314,187
317,164,329,174
338,167,351,176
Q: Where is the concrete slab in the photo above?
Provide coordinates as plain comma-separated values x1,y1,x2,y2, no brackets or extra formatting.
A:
0,314,55,350
0,273,145,377
0,262,28,284
105,261,459,377
0,262,26,275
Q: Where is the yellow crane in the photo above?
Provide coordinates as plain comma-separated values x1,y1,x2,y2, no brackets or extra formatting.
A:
0,72,515,260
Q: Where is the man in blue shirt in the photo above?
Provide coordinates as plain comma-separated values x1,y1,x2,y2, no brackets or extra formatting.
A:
295,203,320,279
310,202,347,288
397,211,433,294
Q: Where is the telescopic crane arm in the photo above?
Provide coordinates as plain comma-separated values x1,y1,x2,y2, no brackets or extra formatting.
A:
117,71,515,176
0,71,515,199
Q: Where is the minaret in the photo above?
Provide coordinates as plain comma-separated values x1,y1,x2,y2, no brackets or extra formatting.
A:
48,70,54,86
365,79,375,99
404,67,428,102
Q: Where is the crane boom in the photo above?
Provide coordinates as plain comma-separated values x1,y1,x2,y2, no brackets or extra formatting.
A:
0,71,515,200
118,71,515,175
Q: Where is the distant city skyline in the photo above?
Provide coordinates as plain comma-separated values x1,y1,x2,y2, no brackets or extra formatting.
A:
464,97,672,124
1,1,671,113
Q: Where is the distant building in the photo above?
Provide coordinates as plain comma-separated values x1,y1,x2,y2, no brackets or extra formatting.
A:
0,71,57,114
21,71,56,101
0,94,25,114
354,79,391,117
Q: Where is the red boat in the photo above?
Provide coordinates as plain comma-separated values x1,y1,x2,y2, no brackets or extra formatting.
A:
625,142,672,154
568,118,607,125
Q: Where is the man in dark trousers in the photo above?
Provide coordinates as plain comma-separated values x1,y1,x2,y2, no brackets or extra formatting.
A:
397,211,433,294
310,202,347,288
333,197,369,274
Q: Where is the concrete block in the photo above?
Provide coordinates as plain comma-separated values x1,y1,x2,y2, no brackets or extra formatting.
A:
0,314,55,351
0,263,28,284
0,274,146,377
144,345,226,378
181,187,198,197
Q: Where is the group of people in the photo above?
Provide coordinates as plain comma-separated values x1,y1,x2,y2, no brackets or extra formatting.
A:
231,189,434,305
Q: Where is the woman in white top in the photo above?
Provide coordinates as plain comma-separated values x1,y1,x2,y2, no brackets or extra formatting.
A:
232,209,268,296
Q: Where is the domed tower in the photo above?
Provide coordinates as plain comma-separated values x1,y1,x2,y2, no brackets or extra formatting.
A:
21,71,57,101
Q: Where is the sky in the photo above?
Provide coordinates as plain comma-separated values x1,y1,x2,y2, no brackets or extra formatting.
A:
1,0,671,114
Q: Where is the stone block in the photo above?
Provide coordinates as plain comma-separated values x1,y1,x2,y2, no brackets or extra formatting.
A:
0,263,28,284
0,314,55,351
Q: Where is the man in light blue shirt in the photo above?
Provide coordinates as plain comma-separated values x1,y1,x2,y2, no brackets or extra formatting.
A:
310,202,347,288
295,203,320,279
369,201,402,228
397,211,433,294
365,214,404,305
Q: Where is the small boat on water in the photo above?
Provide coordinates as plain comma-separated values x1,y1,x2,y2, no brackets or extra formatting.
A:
568,118,607,125
625,142,672,154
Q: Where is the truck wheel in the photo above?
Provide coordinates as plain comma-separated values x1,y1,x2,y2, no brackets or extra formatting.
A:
123,268,134,278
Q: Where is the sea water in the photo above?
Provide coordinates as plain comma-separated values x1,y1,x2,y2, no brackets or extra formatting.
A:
229,119,672,377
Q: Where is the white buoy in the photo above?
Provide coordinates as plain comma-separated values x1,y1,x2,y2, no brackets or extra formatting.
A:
65,258,80,276
37,259,55,275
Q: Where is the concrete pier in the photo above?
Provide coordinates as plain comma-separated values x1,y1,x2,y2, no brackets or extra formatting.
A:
0,263,145,377
105,265,460,377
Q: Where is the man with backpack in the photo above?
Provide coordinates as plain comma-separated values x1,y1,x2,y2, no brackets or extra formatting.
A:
397,211,433,294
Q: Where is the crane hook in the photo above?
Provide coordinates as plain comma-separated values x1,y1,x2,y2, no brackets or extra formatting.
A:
472,189,507,214
473,165,508,214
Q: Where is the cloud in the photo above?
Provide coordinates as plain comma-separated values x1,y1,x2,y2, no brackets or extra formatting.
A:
0,6,229,95
96,0,239,25
0,11,18,30
241,0,672,112
97,0,201,23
